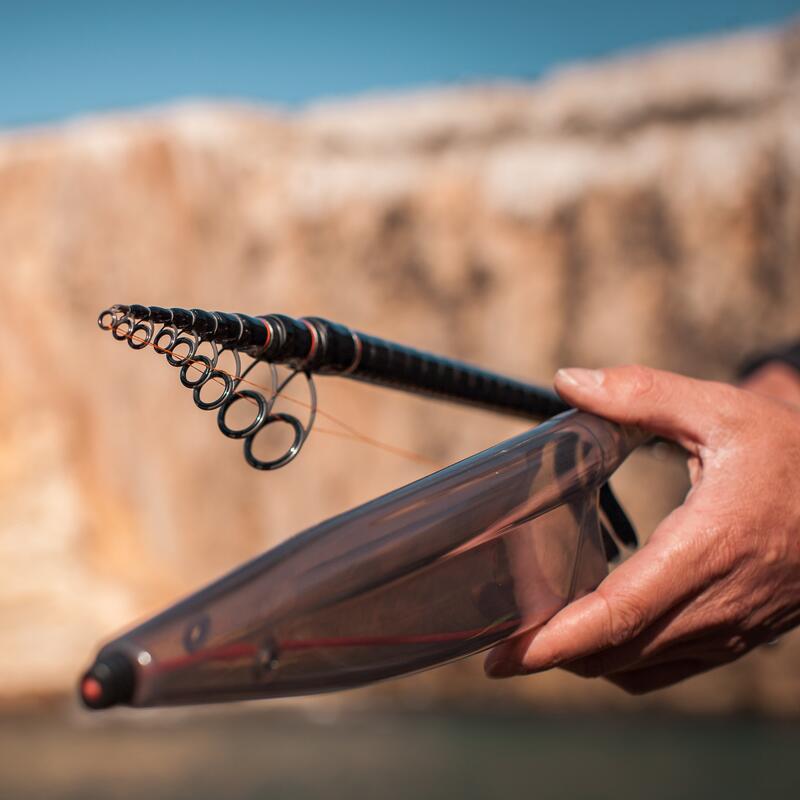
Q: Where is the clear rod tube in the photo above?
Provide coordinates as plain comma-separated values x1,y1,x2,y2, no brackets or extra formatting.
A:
80,411,644,709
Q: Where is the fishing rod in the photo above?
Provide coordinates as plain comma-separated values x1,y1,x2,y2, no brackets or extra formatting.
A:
98,304,567,417
98,303,633,546
81,303,644,709
98,303,568,466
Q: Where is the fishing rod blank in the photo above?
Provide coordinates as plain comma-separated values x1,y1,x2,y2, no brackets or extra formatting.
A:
80,410,646,709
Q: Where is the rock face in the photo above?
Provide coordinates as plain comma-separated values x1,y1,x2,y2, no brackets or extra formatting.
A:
1,23,799,713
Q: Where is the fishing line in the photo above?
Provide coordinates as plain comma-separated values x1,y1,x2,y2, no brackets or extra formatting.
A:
100,310,443,469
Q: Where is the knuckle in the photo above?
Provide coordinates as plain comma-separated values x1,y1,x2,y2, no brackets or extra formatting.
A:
621,365,656,402
598,586,647,647
722,633,750,657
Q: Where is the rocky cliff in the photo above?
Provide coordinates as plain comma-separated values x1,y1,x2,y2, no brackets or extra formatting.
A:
1,22,799,713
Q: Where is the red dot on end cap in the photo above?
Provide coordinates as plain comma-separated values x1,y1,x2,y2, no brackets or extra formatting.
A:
81,676,103,704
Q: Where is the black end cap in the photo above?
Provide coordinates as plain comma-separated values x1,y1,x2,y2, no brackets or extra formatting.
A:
79,652,136,710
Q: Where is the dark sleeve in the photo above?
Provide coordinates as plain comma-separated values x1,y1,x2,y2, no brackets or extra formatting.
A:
738,340,800,380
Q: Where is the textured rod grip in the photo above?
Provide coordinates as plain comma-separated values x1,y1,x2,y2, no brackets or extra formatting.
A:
351,332,568,420
300,317,567,420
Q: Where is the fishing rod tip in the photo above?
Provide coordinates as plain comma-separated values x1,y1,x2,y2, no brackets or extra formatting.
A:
79,652,136,710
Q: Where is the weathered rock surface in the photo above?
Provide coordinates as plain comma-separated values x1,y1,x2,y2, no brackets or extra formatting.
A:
1,23,799,712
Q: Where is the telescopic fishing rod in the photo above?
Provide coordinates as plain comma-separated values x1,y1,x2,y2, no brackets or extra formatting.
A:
99,303,567,412
81,303,644,710
97,303,633,547
97,303,571,470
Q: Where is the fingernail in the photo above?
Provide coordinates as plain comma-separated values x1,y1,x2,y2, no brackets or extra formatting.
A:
556,368,604,390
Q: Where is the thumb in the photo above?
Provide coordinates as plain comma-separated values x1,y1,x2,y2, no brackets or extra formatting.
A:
554,365,740,451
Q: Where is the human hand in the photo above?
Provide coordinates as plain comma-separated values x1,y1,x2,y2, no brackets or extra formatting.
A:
484,365,800,693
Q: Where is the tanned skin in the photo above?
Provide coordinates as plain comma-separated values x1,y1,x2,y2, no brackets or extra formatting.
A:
485,362,800,694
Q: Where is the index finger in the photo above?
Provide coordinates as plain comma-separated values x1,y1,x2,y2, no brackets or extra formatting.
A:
485,507,702,677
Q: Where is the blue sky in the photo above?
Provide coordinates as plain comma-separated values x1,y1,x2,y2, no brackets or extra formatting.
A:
1,1,798,127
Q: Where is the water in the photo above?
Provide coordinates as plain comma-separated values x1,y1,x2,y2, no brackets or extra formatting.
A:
1,706,797,799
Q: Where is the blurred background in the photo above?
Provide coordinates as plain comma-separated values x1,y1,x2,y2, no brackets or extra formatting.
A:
2,1,800,797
